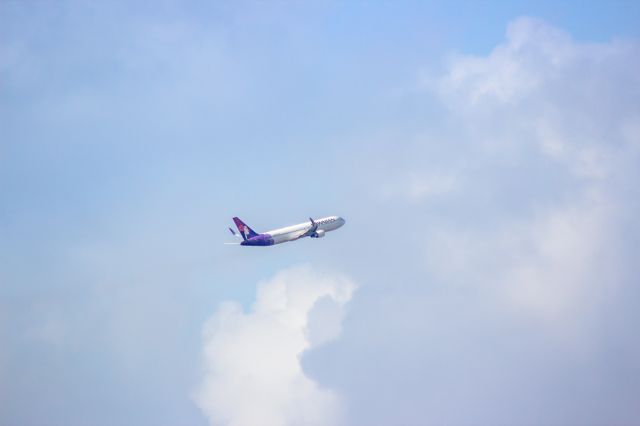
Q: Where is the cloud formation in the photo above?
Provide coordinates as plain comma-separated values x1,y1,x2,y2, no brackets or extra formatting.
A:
425,197,613,330
435,17,640,172
194,265,356,426
319,18,640,426
426,17,640,328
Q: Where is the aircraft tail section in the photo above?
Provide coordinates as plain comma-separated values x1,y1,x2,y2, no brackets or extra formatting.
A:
233,217,258,240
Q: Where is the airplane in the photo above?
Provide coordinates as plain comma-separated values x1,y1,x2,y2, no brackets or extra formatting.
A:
226,216,345,246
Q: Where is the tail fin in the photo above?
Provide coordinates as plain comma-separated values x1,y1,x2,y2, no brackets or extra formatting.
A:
233,217,258,241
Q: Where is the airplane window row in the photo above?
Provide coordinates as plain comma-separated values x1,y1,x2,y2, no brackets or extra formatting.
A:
317,218,335,224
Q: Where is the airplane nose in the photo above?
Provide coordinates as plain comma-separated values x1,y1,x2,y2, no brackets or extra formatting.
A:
338,217,346,226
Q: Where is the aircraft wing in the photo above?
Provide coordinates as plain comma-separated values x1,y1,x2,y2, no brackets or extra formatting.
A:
294,217,318,239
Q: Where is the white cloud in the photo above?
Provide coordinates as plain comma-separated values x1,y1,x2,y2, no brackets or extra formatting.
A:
434,17,640,180
423,17,639,331
426,196,613,330
332,22,639,424
436,17,580,108
193,265,357,426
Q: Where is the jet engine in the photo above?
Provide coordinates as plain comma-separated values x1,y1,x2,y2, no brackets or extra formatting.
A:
311,229,326,238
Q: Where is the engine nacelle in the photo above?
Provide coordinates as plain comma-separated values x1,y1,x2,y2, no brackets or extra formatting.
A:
311,229,326,238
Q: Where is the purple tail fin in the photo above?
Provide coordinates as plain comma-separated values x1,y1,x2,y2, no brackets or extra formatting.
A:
233,217,258,241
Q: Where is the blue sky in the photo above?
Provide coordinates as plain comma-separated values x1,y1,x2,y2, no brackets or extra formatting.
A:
2,1,640,425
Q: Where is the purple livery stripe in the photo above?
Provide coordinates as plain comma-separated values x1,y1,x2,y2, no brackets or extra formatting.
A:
240,233,274,246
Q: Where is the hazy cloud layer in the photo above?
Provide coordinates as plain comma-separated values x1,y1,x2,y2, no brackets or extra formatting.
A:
428,17,639,328
194,266,356,426
308,17,640,426
2,4,639,426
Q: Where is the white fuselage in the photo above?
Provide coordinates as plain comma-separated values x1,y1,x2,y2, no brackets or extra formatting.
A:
268,216,345,244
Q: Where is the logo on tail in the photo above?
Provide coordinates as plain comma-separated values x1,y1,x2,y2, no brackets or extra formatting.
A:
232,217,258,241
